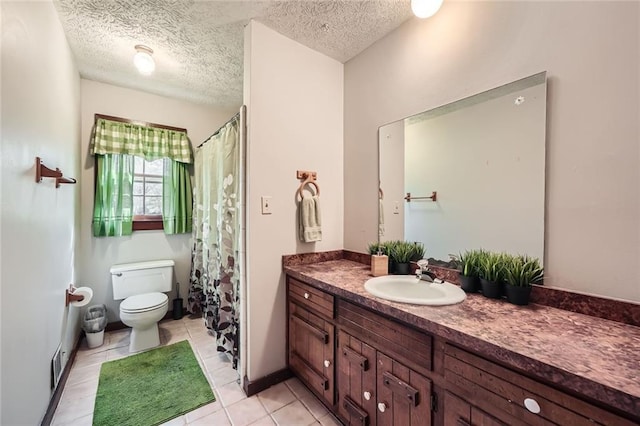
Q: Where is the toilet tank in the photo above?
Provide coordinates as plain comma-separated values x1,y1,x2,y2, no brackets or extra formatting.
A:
110,260,175,300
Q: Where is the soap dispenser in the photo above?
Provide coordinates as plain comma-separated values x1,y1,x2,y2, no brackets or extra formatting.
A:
371,250,389,276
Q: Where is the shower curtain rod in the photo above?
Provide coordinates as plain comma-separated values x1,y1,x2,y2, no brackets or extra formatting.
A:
197,112,241,148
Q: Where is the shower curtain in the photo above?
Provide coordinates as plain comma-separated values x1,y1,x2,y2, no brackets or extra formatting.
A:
188,116,240,368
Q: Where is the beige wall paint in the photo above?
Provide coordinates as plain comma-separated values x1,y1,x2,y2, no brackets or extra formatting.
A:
1,2,80,423
78,79,238,322
244,21,344,380
344,1,639,302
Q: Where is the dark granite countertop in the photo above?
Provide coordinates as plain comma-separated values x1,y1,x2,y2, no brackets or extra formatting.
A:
284,259,640,417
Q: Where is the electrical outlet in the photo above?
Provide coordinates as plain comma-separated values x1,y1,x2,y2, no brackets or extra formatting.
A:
261,196,272,215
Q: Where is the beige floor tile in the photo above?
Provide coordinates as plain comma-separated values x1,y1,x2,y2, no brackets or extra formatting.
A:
73,347,108,368
105,344,131,361
209,364,240,387
271,401,316,426
60,375,99,400
226,395,268,426
65,363,102,386
52,412,93,426
204,352,232,372
257,382,297,414
317,412,342,426
216,381,248,407
284,377,314,400
299,394,329,420
188,409,231,426
104,329,130,349
51,394,95,425
185,400,223,423
160,415,187,425
248,416,277,426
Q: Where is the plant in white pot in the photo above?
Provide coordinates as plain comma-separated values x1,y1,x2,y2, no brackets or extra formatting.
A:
504,255,544,305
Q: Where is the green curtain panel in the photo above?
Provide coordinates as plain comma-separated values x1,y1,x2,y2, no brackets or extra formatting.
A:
92,118,193,164
188,116,241,368
93,154,134,237
163,160,193,234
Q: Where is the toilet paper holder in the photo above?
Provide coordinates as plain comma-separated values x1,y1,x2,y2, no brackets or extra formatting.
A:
66,284,85,306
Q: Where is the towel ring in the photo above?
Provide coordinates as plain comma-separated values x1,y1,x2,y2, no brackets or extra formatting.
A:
297,179,320,200
379,188,384,200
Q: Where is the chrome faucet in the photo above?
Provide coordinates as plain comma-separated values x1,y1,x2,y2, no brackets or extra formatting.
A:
415,259,442,283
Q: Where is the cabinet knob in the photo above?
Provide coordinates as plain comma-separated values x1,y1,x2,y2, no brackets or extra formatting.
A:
304,292,310,299
324,360,331,368
377,402,387,413
363,391,371,401
524,398,541,414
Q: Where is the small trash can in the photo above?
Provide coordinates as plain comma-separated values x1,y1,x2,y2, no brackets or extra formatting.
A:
82,304,108,348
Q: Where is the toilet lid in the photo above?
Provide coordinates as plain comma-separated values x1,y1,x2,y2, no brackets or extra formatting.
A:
121,292,168,313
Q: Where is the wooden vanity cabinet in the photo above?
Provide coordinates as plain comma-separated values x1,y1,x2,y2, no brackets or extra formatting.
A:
286,274,638,426
287,278,335,406
443,344,636,426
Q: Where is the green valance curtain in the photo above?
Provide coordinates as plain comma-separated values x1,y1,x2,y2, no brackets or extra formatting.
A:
91,117,193,237
92,118,193,164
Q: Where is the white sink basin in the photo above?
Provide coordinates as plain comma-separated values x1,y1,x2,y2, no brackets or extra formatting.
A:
364,276,466,306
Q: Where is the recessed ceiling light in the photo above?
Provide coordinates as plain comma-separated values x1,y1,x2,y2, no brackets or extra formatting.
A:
133,45,155,75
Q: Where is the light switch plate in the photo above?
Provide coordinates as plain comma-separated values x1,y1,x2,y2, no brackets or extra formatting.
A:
393,201,400,215
261,196,272,215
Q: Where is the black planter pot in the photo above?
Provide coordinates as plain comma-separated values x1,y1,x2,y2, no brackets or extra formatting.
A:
389,259,396,274
480,278,502,299
459,274,480,293
505,285,532,305
395,262,410,275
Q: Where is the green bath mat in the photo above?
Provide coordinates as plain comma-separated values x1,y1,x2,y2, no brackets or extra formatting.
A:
93,340,215,426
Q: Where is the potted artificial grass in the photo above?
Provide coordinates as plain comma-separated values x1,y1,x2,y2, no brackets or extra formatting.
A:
457,249,483,293
504,255,544,305
478,252,505,299
390,241,415,275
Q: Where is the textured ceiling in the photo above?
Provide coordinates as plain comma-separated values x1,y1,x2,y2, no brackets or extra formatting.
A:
53,1,413,109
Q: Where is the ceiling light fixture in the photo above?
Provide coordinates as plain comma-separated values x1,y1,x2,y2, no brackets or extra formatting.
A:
411,0,444,19
133,45,155,75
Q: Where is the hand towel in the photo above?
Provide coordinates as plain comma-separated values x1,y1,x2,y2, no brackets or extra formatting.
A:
298,195,322,242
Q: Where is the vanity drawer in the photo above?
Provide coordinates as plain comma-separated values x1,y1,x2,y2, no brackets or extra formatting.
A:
338,300,432,377
288,277,334,319
444,344,636,426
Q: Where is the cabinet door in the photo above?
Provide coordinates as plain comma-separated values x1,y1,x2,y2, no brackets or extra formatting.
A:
337,330,377,426
288,302,335,405
376,352,432,426
445,392,510,426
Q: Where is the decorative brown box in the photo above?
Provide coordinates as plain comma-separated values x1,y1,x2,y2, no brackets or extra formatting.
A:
371,254,388,276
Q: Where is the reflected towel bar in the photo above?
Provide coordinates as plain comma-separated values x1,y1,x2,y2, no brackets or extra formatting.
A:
404,191,437,202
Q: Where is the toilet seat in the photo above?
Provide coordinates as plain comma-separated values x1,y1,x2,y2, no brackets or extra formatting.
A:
120,292,168,313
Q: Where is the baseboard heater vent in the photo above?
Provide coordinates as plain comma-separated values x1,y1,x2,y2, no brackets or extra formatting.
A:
51,345,63,389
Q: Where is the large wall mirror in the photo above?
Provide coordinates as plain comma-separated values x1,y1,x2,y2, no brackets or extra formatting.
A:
378,72,546,264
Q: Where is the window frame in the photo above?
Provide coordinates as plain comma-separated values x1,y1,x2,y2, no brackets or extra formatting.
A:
132,157,164,231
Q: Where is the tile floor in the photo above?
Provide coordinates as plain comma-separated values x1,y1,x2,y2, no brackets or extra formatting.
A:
51,315,342,426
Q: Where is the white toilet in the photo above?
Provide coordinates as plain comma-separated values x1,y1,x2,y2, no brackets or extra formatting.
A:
110,260,175,352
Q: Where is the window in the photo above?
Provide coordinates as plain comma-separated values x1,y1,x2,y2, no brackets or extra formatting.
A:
132,157,165,230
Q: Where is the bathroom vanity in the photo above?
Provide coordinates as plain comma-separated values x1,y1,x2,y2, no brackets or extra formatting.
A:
283,253,640,426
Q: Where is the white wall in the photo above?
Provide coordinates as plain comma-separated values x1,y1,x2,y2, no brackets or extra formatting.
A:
344,1,640,302
78,79,238,322
244,21,344,380
1,2,81,423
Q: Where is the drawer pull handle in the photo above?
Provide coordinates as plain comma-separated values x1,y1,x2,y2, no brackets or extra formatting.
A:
324,360,331,368
304,292,310,299
524,398,541,414
382,371,419,407
363,391,371,401
378,402,387,413
343,396,368,425
342,345,369,370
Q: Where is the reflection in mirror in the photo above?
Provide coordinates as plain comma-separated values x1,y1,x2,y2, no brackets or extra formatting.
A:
379,72,546,264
